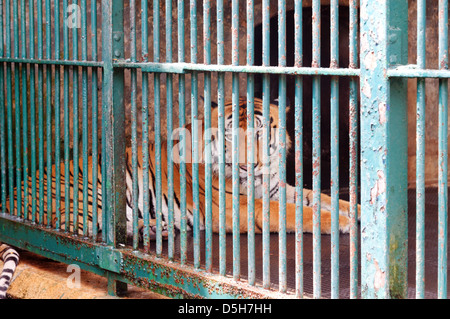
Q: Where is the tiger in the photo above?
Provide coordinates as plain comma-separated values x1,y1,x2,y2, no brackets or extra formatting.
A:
0,243,19,299
2,97,358,241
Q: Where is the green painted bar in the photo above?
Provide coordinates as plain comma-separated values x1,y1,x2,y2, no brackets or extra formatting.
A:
246,0,256,286
63,0,70,233
231,0,240,281
217,0,226,277
153,0,163,257
72,0,80,234
29,0,37,221
262,0,271,289
91,0,99,241
54,0,61,229
349,0,359,299
415,0,426,299
141,0,150,251
45,0,52,227
437,0,448,299
278,0,287,293
190,0,200,269
177,0,187,265
13,0,22,219
294,0,304,298
166,0,175,260
130,0,139,250
330,0,339,299
20,0,29,220
203,0,213,273
312,0,321,299
37,0,44,223
0,0,6,213
81,0,89,237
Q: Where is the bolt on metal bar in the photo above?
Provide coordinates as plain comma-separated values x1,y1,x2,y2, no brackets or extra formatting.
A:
312,0,322,299
294,0,304,299
246,0,256,287
437,0,448,299
166,0,175,261
262,0,271,290
177,0,187,265
217,0,226,277
415,0,426,299
203,0,213,273
330,0,340,299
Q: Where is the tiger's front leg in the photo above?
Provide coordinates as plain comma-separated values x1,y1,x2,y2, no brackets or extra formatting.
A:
285,184,360,220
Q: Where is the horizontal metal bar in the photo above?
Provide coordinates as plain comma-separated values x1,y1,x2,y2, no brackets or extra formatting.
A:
388,66,450,78
0,213,295,299
0,57,104,68
114,61,361,76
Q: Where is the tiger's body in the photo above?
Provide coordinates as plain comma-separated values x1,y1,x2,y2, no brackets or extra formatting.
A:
0,244,19,299
4,98,358,240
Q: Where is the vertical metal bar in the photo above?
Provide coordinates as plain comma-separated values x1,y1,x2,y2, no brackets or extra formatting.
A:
102,0,127,296
21,0,28,220
246,0,256,286
37,0,44,223
277,0,287,293
5,0,14,217
13,0,21,219
91,0,99,241
81,0,89,236
349,0,359,299
217,0,226,276
54,0,61,230
311,0,321,299
190,0,200,269
294,0,304,298
415,0,426,299
166,0,175,261
437,0,448,299
203,0,213,273
29,0,36,222
262,0,271,289
231,0,240,281
63,0,70,233
72,0,79,233
360,0,408,299
0,0,6,213
45,0,52,227
141,0,150,251
177,0,187,264
330,0,339,299
153,0,162,257
130,0,138,250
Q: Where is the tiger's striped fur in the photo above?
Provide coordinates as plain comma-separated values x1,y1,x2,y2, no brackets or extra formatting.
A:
0,244,19,299
3,98,358,241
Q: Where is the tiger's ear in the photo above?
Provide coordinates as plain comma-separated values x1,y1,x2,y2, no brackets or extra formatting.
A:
270,97,291,111
200,95,218,108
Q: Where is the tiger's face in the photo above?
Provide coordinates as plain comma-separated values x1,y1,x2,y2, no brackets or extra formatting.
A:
209,97,291,184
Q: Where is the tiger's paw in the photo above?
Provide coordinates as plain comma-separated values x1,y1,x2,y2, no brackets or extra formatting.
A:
139,219,169,242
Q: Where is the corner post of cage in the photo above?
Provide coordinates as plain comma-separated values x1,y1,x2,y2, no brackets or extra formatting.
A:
101,0,127,296
360,0,408,298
